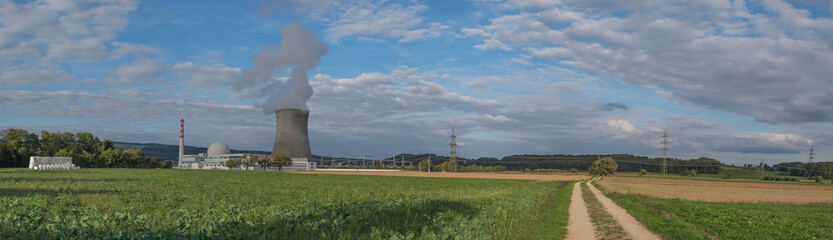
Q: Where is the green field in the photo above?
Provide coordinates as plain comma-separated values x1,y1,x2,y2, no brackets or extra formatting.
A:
0,169,570,239
600,185,833,239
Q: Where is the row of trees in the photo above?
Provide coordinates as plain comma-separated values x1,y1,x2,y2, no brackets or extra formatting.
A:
224,154,293,170
478,154,721,174
773,162,833,179
0,128,172,168
412,159,506,172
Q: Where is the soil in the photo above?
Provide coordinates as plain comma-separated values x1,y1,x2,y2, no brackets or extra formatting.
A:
566,181,597,240
295,171,590,182
599,176,833,203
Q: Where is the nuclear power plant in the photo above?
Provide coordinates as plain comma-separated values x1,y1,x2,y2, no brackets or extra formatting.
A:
176,118,316,171
272,109,311,159
175,24,323,171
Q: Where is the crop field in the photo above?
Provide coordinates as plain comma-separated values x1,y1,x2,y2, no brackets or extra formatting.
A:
597,176,833,203
619,166,808,184
604,191,833,239
0,168,573,239
300,170,588,182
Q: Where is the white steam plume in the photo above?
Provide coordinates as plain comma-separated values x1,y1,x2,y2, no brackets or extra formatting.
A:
235,24,328,113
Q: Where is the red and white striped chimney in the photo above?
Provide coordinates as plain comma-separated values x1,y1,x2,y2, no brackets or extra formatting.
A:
178,118,184,168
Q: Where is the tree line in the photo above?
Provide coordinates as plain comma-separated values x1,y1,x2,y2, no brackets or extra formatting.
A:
462,154,722,174
224,154,293,170
388,153,722,174
0,128,173,168
773,162,833,179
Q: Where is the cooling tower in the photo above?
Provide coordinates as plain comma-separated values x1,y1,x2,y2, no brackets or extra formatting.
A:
273,109,311,159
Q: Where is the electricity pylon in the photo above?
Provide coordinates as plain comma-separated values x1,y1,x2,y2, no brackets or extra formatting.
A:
662,132,669,175
449,128,458,172
809,145,814,163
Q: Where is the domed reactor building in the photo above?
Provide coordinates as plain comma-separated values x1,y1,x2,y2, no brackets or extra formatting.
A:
176,119,316,170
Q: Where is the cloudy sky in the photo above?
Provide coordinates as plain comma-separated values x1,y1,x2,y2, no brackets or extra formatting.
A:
2,0,832,164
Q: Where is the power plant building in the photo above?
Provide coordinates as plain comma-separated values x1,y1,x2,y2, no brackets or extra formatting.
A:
177,119,315,171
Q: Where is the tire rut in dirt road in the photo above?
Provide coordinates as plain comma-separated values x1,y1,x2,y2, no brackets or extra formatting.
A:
566,181,597,240
586,180,661,240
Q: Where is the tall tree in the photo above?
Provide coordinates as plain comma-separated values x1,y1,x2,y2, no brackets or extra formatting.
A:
238,154,258,170
2,129,39,167
225,158,240,168
272,154,291,171
101,148,123,168
589,157,618,176
258,155,272,170
418,158,432,172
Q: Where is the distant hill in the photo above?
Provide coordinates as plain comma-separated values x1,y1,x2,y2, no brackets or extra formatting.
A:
113,142,271,162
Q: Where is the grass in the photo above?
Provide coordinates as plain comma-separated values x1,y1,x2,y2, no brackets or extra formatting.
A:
581,182,628,240
597,183,833,239
529,181,572,239
0,168,570,239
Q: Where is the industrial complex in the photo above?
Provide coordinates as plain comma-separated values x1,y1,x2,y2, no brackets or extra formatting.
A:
176,117,316,171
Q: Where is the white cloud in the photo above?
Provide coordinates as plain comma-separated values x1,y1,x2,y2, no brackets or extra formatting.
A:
526,46,574,59
115,58,165,81
607,119,641,135
172,62,241,91
324,1,448,43
0,0,150,87
464,0,833,125
485,113,513,122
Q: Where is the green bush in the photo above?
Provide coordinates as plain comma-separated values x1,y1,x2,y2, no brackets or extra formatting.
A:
814,175,824,183
533,168,567,173
638,169,648,176
569,168,578,173
762,176,800,182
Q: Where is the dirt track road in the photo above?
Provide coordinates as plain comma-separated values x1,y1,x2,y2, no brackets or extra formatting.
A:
587,179,660,240
566,181,597,240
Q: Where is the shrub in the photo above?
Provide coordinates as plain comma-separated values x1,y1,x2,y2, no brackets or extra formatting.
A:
689,169,697,177
680,170,689,176
569,168,578,173
639,169,648,176
814,176,824,183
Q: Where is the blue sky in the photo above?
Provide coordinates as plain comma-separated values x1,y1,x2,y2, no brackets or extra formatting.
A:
2,0,833,165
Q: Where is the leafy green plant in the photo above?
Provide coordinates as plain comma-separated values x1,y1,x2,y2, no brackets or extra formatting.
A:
639,169,648,176
605,192,833,239
0,168,570,239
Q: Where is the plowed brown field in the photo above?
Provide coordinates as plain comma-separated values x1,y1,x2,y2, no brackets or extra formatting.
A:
598,177,833,203
296,171,589,182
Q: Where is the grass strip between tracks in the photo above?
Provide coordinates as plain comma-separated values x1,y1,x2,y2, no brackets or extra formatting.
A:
593,182,708,240
582,181,629,240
